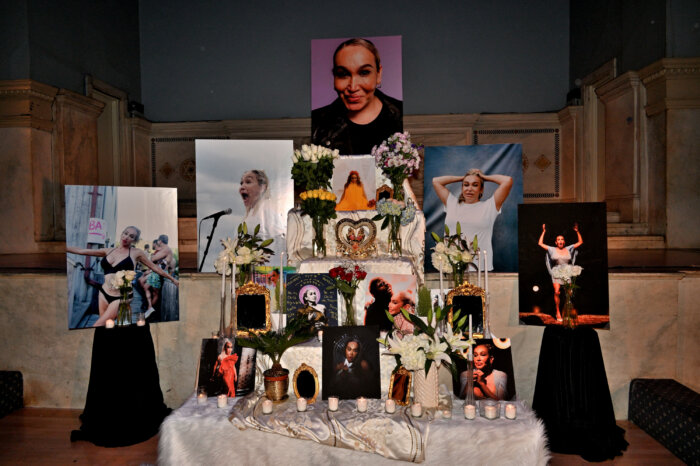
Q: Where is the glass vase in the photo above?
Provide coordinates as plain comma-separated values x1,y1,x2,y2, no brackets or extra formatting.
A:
311,215,326,258
236,264,253,287
342,291,356,326
562,286,578,329
463,358,475,407
116,288,132,326
388,215,402,257
451,262,466,289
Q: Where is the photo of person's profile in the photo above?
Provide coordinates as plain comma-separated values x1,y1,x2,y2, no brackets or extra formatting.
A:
359,272,416,334
65,185,180,329
331,156,377,211
322,326,381,400
195,140,294,272
423,144,523,272
311,36,403,155
518,202,609,328
453,339,516,402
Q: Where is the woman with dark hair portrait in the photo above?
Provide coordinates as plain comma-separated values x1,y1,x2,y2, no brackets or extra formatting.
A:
364,277,393,332
432,168,513,271
332,337,372,398
335,170,372,211
538,223,583,322
460,343,508,401
67,226,179,327
312,38,403,155
212,338,238,397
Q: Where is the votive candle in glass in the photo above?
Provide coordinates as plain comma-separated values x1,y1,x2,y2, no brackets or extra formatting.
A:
505,402,517,420
328,396,339,412
411,402,422,417
464,404,476,419
262,399,273,414
356,397,368,413
484,404,498,419
297,397,307,412
105,319,115,329
217,394,228,409
385,399,396,414
196,388,207,405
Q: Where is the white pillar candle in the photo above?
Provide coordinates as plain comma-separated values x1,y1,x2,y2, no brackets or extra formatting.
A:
197,392,207,405
356,397,368,413
317,329,323,342
442,409,452,419
484,250,488,292
105,319,115,329
505,403,517,420
385,399,396,414
484,404,498,420
464,404,476,419
469,314,473,341
296,397,307,412
411,402,422,417
217,394,228,409
232,263,236,296
477,251,481,288
262,399,273,414
439,261,444,297
221,260,226,299
328,396,339,411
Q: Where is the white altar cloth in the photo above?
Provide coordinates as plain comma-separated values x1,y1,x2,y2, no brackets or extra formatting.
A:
158,395,549,465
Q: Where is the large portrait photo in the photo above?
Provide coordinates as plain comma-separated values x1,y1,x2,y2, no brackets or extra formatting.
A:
424,144,523,272
311,35,403,155
65,186,179,329
518,202,609,328
453,338,517,401
358,272,417,334
322,326,381,400
195,140,294,272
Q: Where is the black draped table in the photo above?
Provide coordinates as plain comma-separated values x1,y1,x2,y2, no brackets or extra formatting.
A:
71,324,171,447
532,325,628,461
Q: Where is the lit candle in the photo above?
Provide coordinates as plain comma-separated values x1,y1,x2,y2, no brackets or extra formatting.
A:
505,403,517,420
105,319,115,329
217,394,228,409
442,409,452,419
262,399,273,414
328,396,339,411
197,391,207,405
317,330,323,342
296,397,307,412
137,314,146,326
385,399,396,414
356,397,368,413
464,404,476,419
484,403,498,420
411,402,422,417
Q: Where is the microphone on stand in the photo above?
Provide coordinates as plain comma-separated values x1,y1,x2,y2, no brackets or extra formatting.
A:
201,208,232,220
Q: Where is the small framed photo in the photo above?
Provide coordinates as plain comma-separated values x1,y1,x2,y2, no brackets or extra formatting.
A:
453,338,516,402
235,282,270,337
447,282,486,338
197,337,258,398
322,325,381,400
388,366,412,406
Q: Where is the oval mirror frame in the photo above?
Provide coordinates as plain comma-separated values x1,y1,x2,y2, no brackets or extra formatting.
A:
293,363,319,404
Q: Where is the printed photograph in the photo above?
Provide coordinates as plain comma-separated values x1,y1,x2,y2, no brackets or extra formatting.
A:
423,144,523,272
311,35,403,155
322,325,381,400
518,202,609,328
195,140,294,272
331,156,377,211
197,337,258,398
286,273,339,327
359,272,417,334
65,185,179,329
453,338,516,401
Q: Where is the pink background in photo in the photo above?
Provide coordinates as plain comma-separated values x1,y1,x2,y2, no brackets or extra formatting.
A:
311,35,403,111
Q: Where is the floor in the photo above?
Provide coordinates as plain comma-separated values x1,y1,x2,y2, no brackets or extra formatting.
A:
0,408,684,465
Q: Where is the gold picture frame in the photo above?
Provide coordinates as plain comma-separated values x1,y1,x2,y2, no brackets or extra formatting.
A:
376,184,394,201
235,282,271,337
335,218,377,259
293,363,320,404
388,366,412,406
446,281,486,339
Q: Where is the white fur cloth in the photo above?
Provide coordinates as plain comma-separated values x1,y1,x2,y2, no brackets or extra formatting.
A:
158,395,549,465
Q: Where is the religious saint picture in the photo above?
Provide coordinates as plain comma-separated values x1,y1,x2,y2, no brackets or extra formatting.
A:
197,338,257,398
453,338,516,401
195,140,294,272
518,202,609,328
331,156,377,211
358,272,417,334
424,144,523,272
65,186,179,329
286,273,339,327
311,35,403,155
322,326,381,400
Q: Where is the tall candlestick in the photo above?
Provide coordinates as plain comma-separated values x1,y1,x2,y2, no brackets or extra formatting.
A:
477,251,481,288
468,313,473,360
279,252,285,330
469,314,473,341
484,251,488,293
221,261,226,299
